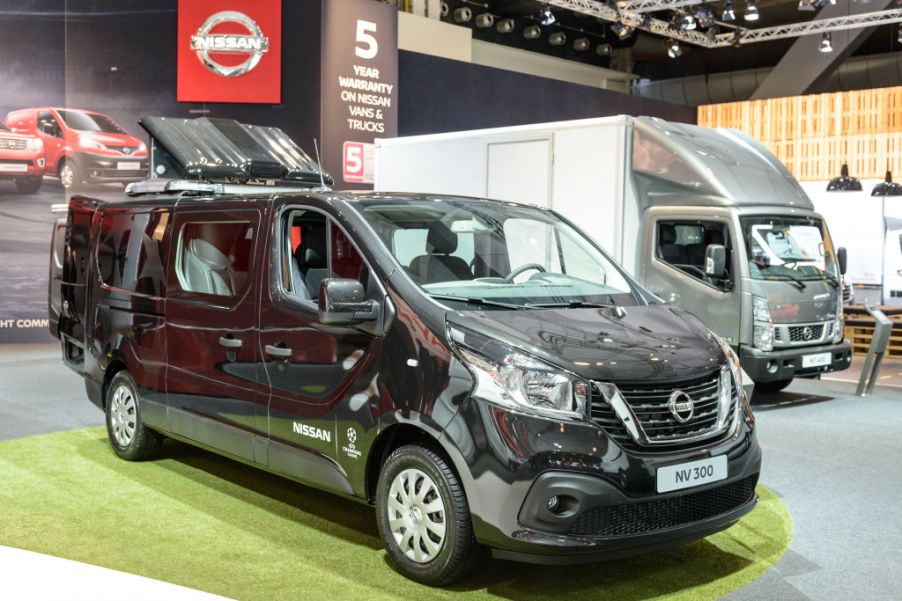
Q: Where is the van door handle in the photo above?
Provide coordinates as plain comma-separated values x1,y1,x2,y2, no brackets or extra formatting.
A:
218,336,243,349
265,344,293,358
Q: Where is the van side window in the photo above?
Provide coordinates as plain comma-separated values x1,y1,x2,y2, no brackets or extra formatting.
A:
176,221,254,298
37,111,61,138
283,210,369,303
656,220,732,291
97,211,169,297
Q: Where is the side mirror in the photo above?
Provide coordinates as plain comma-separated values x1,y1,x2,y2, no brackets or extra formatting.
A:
318,278,378,325
836,246,847,275
705,244,727,278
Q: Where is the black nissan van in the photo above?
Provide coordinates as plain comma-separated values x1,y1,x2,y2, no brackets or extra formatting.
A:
51,118,760,585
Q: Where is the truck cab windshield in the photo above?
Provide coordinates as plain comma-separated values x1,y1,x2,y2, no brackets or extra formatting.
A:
740,216,839,282
356,198,640,308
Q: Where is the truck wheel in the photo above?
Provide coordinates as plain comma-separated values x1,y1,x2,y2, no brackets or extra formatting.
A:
58,160,78,189
757,378,793,393
376,444,478,586
105,371,162,461
14,177,42,194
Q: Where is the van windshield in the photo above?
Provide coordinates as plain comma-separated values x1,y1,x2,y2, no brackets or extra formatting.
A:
58,110,125,134
740,216,839,282
355,198,640,309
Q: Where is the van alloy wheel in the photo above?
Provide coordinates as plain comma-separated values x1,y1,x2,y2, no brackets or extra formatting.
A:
387,468,447,563
109,384,137,447
59,162,75,188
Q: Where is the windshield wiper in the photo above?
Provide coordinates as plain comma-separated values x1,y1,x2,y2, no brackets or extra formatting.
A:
427,294,529,310
526,300,616,309
769,272,807,290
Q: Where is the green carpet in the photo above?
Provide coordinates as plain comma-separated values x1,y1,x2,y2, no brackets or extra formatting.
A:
0,428,791,600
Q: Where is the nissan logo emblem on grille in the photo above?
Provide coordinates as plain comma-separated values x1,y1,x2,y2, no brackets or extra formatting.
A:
802,326,813,340
668,391,695,423
190,11,269,77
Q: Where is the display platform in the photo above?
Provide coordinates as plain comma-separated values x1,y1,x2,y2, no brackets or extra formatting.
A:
0,427,792,601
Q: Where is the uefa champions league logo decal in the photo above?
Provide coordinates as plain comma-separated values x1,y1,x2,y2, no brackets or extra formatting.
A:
343,427,362,460
190,11,269,77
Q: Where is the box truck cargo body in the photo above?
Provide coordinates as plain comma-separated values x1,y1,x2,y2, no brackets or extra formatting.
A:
375,116,852,389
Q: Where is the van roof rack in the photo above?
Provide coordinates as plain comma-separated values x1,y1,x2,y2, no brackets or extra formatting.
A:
139,116,333,187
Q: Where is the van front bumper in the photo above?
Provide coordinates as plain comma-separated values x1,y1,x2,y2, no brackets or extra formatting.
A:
449,396,762,563
740,340,852,383
74,152,148,182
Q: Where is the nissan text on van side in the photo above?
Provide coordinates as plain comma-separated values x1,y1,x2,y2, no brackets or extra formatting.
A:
54,190,760,584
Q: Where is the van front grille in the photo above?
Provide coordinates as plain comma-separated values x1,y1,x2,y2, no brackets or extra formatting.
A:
0,136,28,151
567,475,758,537
590,370,737,453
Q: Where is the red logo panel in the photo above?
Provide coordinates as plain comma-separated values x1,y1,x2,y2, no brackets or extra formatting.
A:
177,0,281,104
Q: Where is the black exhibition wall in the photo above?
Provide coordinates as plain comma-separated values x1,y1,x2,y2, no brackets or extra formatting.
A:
397,50,696,137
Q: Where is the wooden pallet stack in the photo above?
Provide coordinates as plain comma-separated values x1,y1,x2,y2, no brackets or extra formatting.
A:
698,87,902,181
843,305,902,359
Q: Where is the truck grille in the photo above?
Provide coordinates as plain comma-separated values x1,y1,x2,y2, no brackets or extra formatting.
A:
774,321,832,347
0,136,28,150
567,475,757,537
590,370,737,452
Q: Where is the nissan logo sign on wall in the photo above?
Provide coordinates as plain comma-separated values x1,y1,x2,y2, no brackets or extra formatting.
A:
190,11,269,77
177,0,281,103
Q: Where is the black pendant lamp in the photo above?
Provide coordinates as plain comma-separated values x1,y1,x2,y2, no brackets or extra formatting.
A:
826,163,862,192
872,171,902,196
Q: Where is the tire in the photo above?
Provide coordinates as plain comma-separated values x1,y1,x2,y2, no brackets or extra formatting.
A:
757,378,793,393
376,444,478,586
14,177,42,194
58,159,78,190
105,371,163,461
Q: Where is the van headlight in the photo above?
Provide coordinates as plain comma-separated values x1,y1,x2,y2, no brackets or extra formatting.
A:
832,292,843,344
449,326,589,420
752,295,775,352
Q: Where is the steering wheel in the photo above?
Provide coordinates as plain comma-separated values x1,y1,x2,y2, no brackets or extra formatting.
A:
505,263,546,283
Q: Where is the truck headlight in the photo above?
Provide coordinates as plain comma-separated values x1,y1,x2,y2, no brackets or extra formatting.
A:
26,137,43,152
450,326,589,421
752,295,775,352
832,292,843,344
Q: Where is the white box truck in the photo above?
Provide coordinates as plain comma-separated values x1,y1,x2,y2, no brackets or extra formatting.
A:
375,116,852,390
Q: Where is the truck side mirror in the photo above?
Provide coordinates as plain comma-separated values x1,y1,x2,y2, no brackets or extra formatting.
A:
705,244,727,278
836,246,847,275
318,278,378,325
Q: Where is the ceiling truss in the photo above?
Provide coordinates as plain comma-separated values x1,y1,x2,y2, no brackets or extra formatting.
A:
541,0,902,48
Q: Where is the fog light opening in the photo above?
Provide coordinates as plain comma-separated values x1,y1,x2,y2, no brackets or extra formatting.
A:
546,494,578,516
766,360,778,374
547,496,560,513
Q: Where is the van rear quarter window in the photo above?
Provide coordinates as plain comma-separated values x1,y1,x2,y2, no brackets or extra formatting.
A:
175,221,255,298
97,211,169,297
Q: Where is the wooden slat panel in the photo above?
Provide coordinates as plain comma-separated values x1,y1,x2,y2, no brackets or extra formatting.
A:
698,86,902,181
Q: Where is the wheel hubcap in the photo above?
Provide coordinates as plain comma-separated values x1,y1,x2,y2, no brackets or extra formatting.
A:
387,468,446,564
109,385,137,447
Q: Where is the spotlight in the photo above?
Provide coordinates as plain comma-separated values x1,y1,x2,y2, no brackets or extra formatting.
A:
723,0,736,22
549,31,567,46
573,37,591,52
539,7,556,26
596,42,613,56
696,6,715,28
453,7,472,23
496,18,515,34
745,0,759,21
524,24,542,39
680,13,697,30
667,40,683,58
826,163,862,192
611,22,634,40
798,0,816,11
474,12,494,28
897,25,902,44
819,32,833,52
